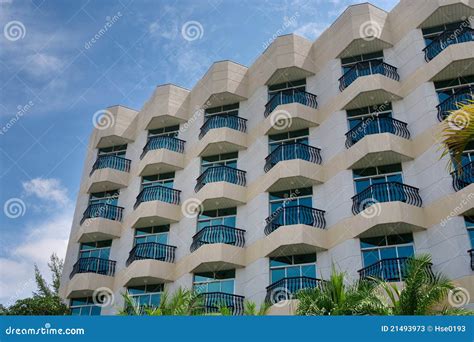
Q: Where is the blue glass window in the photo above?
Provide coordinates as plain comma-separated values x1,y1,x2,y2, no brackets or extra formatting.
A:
201,152,238,172
353,163,403,195
269,254,316,284
197,207,236,231
141,172,175,189
346,103,392,130
79,240,111,259
193,270,235,294
89,190,119,206
269,187,313,218
134,226,169,245
204,103,239,118
148,125,179,138
268,129,309,153
360,233,414,268
70,297,101,316
340,51,384,74
422,21,471,46
465,216,474,248
98,144,127,157
434,75,474,104
128,284,163,308
268,79,306,100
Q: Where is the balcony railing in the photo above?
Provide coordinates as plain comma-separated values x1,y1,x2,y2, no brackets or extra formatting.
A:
264,143,322,172
126,242,176,266
80,203,124,224
195,166,246,193
197,292,245,315
265,276,323,303
451,162,474,191
345,117,410,148
469,249,474,271
339,60,399,91
436,85,473,121
423,27,474,62
140,136,185,159
358,257,434,282
190,225,245,252
264,90,318,118
351,182,422,215
264,205,326,236
69,257,116,279
199,115,247,139
90,155,131,176
134,185,181,209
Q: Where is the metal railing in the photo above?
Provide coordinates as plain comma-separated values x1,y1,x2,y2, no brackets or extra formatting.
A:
423,27,474,62
351,182,422,215
264,143,322,172
90,155,131,176
80,203,124,224
70,257,116,279
339,60,399,91
195,166,246,193
265,276,323,303
436,85,474,121
264,205,326,235
140,136,185,159
451,161,474,191
134,185,181,209
469,249,474,271
264,90,318,117
358,257,434,282
199,115,247,139
126,242,177,266
190,225,246,252
345,117,410,148
197,292,245,315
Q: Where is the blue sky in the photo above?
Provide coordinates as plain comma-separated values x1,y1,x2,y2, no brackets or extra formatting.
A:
0,0,397,304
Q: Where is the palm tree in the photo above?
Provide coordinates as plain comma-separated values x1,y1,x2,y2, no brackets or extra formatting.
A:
440,100,474,171
296,267,389,315
375,254,471,315
119,288,203,316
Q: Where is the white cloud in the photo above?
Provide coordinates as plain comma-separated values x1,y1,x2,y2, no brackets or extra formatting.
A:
294,22,328,40
22,53,63,78
22,177,70,205
0,178,72,304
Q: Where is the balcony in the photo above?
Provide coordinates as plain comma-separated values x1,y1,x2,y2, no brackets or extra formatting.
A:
264,205,326,236
199,115,247,139
264,143,321,173
195,166,246,193
69,257,116,279
352,182,422,215
345,117,410,148
80,203,123,225
134,185,181,209
469,249,474,271
265,277,323,303
339,61,399,91
190,225,245,252
198,292,244,315
358,257,433,282
423,27,474,62
264,90,317,118
87,155,131,192
126,242,176,266
437,85,473,121
451,162,474,191
139,137,185,176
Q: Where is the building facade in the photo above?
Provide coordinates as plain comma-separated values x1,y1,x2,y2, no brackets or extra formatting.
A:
60,0,474,315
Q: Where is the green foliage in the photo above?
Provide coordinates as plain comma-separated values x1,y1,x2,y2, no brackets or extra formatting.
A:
2,253,69,316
